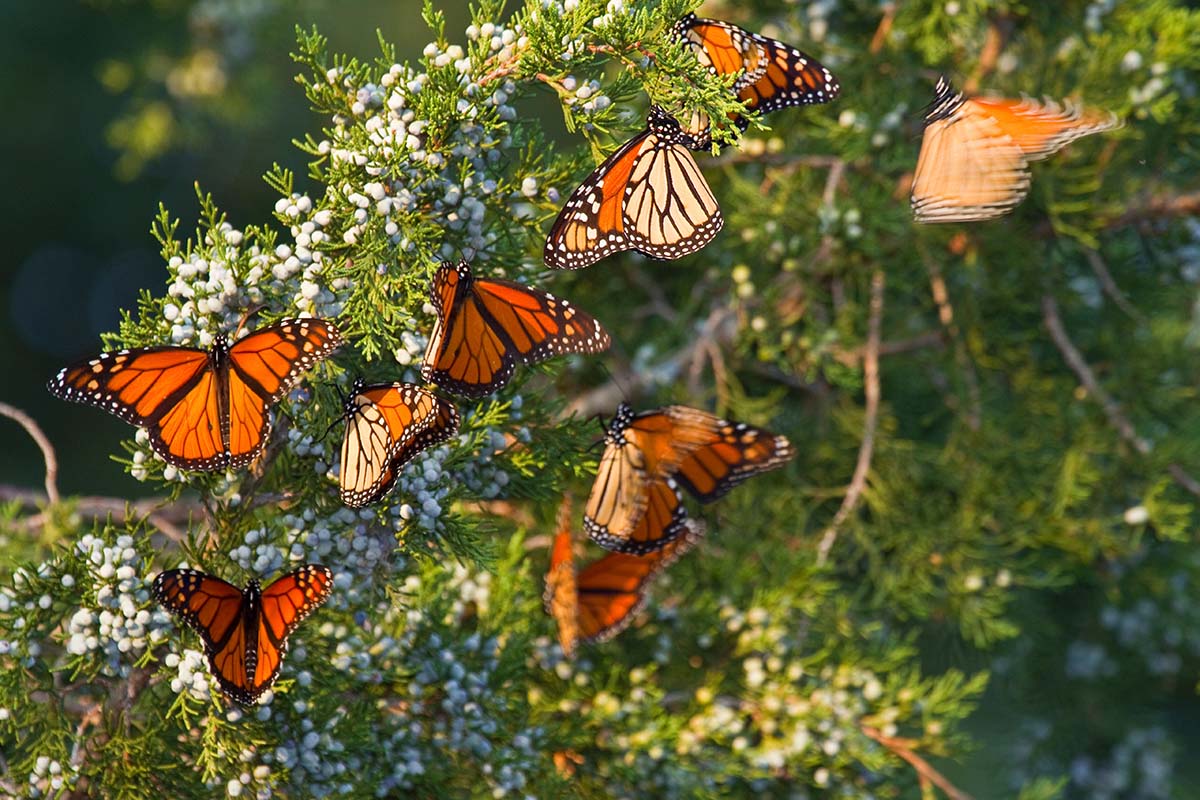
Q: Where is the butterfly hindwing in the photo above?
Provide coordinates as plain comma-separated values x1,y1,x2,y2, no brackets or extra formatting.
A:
338,381,460,507
544,107,722,270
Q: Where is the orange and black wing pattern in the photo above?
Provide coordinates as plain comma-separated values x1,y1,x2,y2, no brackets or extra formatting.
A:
675,13,838,128
573,519,704,645
153,568,254,703
253,565,335,699
49,318,341,470
339,381,460,508
544,106,722,270
674,419,794,503
583,403,722,549
154,565,333,706
912,77,1119,223
225,318,344,467
543,500,582,657
421,261,610,397
49,345,223,469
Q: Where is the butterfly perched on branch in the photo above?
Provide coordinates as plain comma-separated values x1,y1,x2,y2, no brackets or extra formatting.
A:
422,260,610,396
153,565,334,705
544,107,723,270
48,318,342,470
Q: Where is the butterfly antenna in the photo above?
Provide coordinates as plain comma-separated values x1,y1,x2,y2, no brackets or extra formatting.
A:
320,385,349,443
234,303,268,339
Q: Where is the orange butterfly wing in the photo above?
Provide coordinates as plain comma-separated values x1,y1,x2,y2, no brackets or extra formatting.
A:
226,318,344,466
574,520,704,643
338,381,460,507
254,565,335,693
675,419,794,503
545,107,721,270
153,569,252,702
422,261,610,397
49,346,229,469
969,96,1119,160
543,501,581,657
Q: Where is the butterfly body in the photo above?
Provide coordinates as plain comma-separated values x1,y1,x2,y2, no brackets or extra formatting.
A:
911,77,1120,223
49,318,342,470
422,260,609,397
338,380,460,507
544,107,723,270
153,565,334,706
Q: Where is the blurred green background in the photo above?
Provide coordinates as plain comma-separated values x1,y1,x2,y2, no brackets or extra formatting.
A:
0,0,472,496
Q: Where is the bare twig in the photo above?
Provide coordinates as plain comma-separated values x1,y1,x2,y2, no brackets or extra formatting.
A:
922,253,982,429
1041,293,1200,498
568,307,736,417
815,269,885,566
0,485,196,542
1084,248,1144,322
0,402,59,504
862,726,976,800
832,331,944,367
869,3,897,55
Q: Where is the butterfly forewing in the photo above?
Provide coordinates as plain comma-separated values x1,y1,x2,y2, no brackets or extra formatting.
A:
674,421,794,502
422,261,610,397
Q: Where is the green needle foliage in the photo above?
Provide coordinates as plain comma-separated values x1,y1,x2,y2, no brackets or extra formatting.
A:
3,0,1200,797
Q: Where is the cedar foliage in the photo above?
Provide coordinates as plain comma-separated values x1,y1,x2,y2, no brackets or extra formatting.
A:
2,0,1200,797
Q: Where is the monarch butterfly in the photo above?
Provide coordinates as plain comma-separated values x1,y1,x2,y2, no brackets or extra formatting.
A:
675,13,839,130
912,76,1120,223
543,106,723,270
48,318,342,470
152,565,334,705
421,260,611,397
338,380,460,508
585,403,793,553
544,499,703,658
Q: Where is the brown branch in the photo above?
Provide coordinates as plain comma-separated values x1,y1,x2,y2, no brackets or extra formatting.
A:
1084,248,1144,322
832,331,945,367
869,3,897,55
1112,191,1200,228
0,485,196,542
1041,294,1200,498
0,402,59,504
815,269,885,566
922,253,982,429
862,726,976,800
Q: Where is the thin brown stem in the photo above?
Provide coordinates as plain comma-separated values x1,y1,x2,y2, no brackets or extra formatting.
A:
862,726,976,800
0,402,59,504
1084,248,1144,322
922,254,982,429
816,269,885,566
1041,293,1200,498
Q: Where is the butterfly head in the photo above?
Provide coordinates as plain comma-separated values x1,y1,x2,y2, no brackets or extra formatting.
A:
605,402,636,444
925,75,966,123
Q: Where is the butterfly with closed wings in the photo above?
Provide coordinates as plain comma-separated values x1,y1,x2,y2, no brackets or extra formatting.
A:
48,318,342,470
911,76,1120,223
421,260,610,397
337,380,461,508
544,106,723,270
153,565,334,705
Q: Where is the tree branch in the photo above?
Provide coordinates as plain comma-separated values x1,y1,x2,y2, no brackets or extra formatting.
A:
0,402,59,504
1041,293,1200,498
816,269,884,566
862,725,976,800
0,485,197,542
